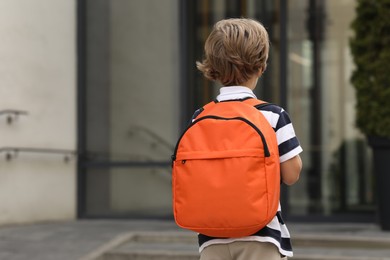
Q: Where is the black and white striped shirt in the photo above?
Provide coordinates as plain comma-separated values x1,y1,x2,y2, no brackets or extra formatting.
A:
197,86,303,257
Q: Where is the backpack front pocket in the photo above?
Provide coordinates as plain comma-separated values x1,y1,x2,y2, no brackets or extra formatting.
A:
173,151,268,236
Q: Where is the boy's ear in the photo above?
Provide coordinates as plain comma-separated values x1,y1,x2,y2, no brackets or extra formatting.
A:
257,64,267,77
256,68,263,78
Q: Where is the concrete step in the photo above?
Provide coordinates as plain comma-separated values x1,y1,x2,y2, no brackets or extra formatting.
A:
82,231,390,260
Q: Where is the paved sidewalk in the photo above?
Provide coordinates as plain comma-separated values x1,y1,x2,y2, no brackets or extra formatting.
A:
0,220,389,260
0,220,180,260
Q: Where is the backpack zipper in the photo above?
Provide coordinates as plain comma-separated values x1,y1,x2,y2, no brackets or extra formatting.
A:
171,115,270,163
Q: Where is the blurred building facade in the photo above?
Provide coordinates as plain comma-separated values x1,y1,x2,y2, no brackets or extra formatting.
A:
0,0,376,226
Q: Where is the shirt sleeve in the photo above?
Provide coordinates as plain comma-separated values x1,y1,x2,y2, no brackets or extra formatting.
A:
258,104,303,163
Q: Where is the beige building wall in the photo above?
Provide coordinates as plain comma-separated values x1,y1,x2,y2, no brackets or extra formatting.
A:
0,0,76,225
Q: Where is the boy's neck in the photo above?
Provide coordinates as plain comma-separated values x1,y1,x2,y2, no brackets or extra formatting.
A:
240,69,263,90
241,75,259,90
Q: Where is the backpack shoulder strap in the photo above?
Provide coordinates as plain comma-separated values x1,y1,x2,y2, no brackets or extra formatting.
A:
192,100,217,120
202,100,218,110
243,98,268,107
197,98,270,118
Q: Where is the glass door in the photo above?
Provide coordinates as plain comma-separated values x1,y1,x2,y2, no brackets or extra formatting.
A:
287,0,375,219
79,0,180,218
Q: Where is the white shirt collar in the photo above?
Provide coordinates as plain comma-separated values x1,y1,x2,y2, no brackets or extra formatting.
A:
216,86,257,102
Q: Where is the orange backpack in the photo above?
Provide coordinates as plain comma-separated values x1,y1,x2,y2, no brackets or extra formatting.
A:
171,98,280,238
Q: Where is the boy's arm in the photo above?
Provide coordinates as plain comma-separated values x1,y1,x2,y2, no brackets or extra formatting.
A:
280,155,302,186
257,103,303,186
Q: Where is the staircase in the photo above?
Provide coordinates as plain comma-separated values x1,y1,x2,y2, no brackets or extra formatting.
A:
82,230,390,260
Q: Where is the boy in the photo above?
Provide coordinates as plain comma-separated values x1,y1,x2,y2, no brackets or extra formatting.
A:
195,18,303,260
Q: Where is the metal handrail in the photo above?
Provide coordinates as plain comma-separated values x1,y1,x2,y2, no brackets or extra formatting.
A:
84,160,171,168
0,147,171,182
0,147,76,162
0,110,28,124
128,125,175,152
0,146,171,164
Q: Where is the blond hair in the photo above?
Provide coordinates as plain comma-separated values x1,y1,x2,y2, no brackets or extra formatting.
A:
196,18,269,86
